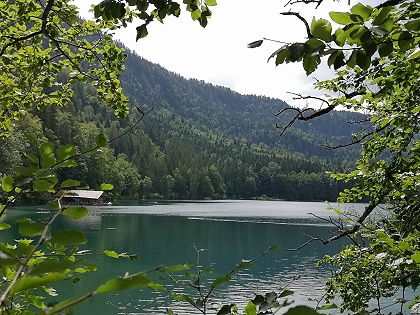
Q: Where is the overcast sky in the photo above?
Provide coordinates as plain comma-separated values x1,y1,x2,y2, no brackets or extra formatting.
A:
73,0,374,106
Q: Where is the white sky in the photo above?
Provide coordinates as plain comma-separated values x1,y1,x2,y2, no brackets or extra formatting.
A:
73,0,378,106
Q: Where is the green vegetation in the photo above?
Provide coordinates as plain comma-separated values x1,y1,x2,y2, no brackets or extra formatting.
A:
1,0,420,314
250,0,420,312
1,47,362,202
0,0,330,313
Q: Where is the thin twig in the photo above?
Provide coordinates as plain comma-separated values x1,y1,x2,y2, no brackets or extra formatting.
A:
280,12,313,38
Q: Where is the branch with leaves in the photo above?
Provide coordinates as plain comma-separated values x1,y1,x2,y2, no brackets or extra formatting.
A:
0,0,129,136
159,244,327,315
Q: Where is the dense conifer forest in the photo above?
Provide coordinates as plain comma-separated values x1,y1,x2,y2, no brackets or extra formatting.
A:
0,48,365,202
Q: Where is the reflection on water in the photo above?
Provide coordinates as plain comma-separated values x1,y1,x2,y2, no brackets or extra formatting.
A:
3,201,354,314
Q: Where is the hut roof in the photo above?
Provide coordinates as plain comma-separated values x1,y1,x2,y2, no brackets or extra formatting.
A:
63,190,104,200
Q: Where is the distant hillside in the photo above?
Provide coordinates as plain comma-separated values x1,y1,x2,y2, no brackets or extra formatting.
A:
1,44,364,202
121,49,365,162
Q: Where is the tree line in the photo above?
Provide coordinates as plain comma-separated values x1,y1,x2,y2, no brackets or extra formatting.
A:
0,80,351,202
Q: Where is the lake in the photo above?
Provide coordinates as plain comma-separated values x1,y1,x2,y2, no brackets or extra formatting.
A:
1,200,360,314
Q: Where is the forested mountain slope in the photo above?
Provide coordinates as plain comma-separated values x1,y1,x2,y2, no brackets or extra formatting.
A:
121,49,365,162
0,46,364,202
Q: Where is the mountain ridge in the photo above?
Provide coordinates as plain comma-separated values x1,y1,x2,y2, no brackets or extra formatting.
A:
120,48,364,161
0,43,363,202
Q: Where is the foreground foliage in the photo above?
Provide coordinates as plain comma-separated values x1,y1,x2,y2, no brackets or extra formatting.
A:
0,140,161,313
3,0,420,313
0,0,128,137
250,0,420,312
0,0,328,314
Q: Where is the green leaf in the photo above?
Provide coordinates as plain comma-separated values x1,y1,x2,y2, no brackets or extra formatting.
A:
95,133,107,147
279,289,294,297
84,264,97,272
329,12,353,25
60,179,81,188
104,250,119,258
94,4,103,18
0,252,17,266
398,31,413,51
236,260,254,270
350,3,372,21
137,1,149,12
2,176,14,192
328,50,345,69
346,50,357,68
14,166,33,177
289,43,306,62
171,292,194,305
40,142,54,156
50,230,87,245
96,274,151,294
191,9,201,21
211,274,231,288
269,245,279,251
33,179,56,192
18,239,33,252
350,14,364,23
120,252,140,260
0,223,11,231
356,50,370,69
57,145,76,160
247,40,263,48
205,0,217,6
0,242,19,258
148,282,165,290
99,183,113,191
377,230,394,245
164,264,190,272
396,240,410,251
311,18,332,42
378,41,393,57
26,153,39,164
349,25,368,43
362,40,377,56
284,305,320,315
136,24,148,40
372,6,393,26
19,221,45,237
379,17,394,32
63,206,89,220
28,259,78,276
111,2,125,19
405,18,420,31
274,46,290,65
42,155,56,169
57,159,77,168
305,38,325,52
218,304,235,315
412,252,420,263
245,301,257,315
303,55,320,75
319,303,338,310
11,273,67,295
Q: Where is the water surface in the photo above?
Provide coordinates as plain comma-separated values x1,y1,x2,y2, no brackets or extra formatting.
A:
2,200,358,314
